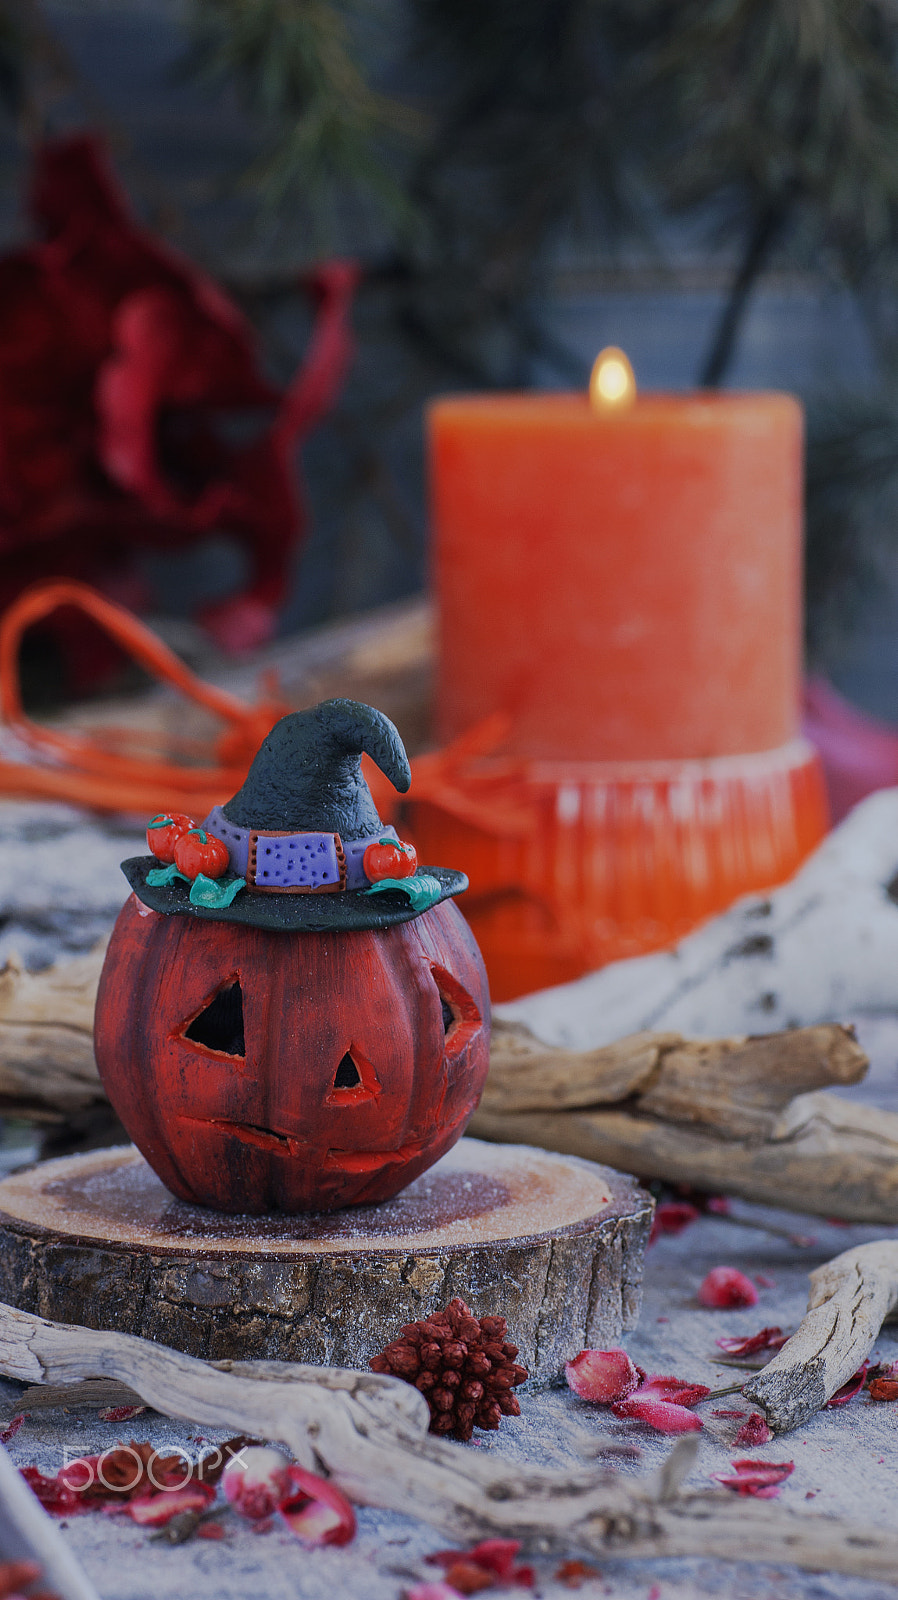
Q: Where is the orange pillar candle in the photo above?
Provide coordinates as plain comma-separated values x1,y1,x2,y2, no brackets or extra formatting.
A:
408,364,828,1001
431,389,803,761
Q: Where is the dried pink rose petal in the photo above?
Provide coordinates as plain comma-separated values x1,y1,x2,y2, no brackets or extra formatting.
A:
825,1363,868,1407
715,1326,787,1356
98,1405,146,1423
277,1463,355,1547
711,1459,794,1498
222,1446,289,1520
565,1348,640,1404
636,1375,710,1408
698,1267,758,1309
734,1412,772,1446
123,1484,214,1525
612,1395,703,1433
0,1415,25,1445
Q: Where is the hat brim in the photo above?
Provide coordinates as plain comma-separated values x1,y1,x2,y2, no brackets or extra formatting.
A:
122,857,469,932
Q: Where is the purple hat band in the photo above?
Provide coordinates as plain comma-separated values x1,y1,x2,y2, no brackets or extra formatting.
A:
202,806,398,893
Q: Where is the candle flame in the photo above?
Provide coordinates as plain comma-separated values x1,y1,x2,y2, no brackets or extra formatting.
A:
589,347,636,411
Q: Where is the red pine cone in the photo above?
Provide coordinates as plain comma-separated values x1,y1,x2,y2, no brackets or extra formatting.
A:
369,1297,528,1442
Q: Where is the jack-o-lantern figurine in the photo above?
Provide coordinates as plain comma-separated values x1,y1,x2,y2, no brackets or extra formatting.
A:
94,699,491,1214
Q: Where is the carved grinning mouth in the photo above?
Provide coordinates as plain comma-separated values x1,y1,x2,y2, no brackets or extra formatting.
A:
182,1101,474,1171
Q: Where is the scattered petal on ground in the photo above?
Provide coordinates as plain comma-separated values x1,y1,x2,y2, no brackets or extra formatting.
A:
565,1348,640,1404
711,1459,795,1498
715,1327,788,1357
734,1412,772,1446
612,1395,703,1433
277,1464,356,1548
826,1364,869,1407
698,1268,759,1309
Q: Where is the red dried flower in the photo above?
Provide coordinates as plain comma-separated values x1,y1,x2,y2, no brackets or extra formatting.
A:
734,1411,772,1446
698,1267,758,1309
0,135,356,682
715,1326,788,1357
370,1298,528,1442
868,1378,898,1401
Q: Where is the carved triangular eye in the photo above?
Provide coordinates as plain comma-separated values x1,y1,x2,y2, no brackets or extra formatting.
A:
333,1052,362,1090
431,964,482,1055
326,1047,380,1104
440,997,455,1034
183,979,245,1059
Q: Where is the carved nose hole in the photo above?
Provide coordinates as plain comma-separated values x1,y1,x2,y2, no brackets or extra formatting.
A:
333,1052,362,1090
182,979,245,1059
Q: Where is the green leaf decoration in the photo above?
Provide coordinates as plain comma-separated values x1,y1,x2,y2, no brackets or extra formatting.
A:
189,874,247,909
147,863,189,887
363,874,442,912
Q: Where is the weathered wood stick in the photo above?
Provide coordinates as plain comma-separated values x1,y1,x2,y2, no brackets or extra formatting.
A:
486,1020,867,1138
744,1241,898,1432
3,1303,898,1581
469,1089,898,1224
0,947,105,1119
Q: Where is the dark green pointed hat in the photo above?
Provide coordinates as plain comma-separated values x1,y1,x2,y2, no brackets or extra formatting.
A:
123,698,467,931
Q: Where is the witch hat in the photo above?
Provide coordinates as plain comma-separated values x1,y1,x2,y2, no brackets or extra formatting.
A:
122,698,467,931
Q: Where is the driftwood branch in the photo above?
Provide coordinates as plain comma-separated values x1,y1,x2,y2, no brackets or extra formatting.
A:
744,1242,898,1432
3,1302,898,1581
0,947,105,1119
471,1020,898,1224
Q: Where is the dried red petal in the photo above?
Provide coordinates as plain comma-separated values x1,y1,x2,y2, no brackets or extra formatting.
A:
19,1467,81,1514
555,1559,602,1588
612,1395,703,1433
277,1463,355,1548
734,1412,772,1446
428,1538,533,1587
97,1405,146,1423
868,1378,898,1401
0,1561,41,1595
637,1375,710,1408
124,1484,214,1525
0,1414,25,1444
715,1326,787,1356
565,1348,640,1404
711,1459,794,1497
195,1521,225,1540
826,1363,869,1407
648,1200,700,1244
698,1267,759,1309
441,1561,494,1595
405,1585,462,1600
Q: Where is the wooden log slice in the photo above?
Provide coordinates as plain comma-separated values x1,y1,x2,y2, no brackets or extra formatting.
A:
0,1138,651,1385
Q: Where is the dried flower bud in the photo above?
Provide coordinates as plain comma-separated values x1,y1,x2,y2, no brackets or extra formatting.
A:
222,1446,289,1520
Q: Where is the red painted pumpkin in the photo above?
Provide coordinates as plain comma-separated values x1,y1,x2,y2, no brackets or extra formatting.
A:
94,891,490,1214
